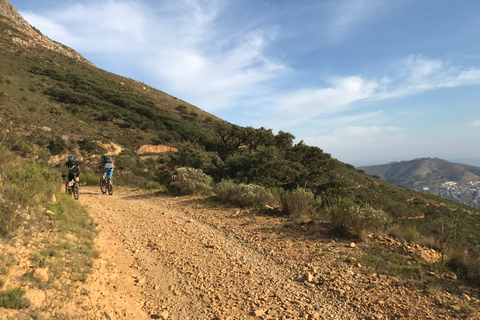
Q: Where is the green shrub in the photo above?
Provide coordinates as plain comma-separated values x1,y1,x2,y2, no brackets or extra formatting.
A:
330,197,387,234
78,138,97,152
170,167,213,196
0,287,30,309
144,180,162,190
80,172,99,186
281,188,321,217
48,136,67,155
215,180,276,208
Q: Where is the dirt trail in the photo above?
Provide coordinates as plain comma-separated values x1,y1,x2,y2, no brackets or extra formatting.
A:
75,186,467,320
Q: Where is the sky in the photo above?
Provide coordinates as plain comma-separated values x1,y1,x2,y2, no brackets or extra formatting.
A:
9,0,480,166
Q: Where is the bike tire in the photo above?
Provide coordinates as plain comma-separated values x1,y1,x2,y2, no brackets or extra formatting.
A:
107,179,113,195
73,183,79,200
100,177,107,194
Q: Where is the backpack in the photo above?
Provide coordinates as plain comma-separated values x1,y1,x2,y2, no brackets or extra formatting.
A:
102,156,113,164
67,160,80,173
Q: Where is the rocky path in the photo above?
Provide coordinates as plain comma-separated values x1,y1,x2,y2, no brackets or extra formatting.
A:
74,186,475,320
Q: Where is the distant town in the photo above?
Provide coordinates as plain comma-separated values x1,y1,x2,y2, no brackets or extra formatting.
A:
418,181,480,209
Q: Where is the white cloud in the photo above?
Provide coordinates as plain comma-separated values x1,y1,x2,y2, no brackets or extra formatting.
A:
22,1,149,51
474,120,480,126
263,76,378,128
374,55,480,99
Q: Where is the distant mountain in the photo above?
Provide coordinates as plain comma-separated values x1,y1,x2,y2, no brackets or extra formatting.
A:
358,158,480,188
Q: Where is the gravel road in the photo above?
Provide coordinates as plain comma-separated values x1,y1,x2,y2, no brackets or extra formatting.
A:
75,186,465,320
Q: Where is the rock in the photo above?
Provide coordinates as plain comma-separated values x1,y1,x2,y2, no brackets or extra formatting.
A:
33,268,49,282
24,289,45,307
350,242,356,248
64,233,77,242
45,210,56,215
462,293,471,301
347,257,357,263
307,272,314,282
50,194,57,204
159,310,169,319
312,312,320,319
254,309,265,317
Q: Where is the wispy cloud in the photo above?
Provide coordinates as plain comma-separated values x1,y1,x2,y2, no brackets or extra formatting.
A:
327,0,393,42
374,55,480,99
474,120,480,126
262,76,378,128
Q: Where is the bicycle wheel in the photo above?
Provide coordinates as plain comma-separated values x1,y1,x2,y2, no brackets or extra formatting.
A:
100,177,107,194
73,183,79,200
107,179,113,195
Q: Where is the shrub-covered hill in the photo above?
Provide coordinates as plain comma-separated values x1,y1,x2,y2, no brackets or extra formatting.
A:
2,0,480,283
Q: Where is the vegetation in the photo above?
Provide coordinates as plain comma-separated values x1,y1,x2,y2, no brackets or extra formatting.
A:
0,287,30,309
170,167,213,196
0,133,97,300
215,180,276,208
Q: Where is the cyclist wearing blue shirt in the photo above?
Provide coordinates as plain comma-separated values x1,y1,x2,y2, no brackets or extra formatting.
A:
97,153,114,181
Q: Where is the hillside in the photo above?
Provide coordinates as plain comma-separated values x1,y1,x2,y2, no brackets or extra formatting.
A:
2,1,480,318
358,158,480,208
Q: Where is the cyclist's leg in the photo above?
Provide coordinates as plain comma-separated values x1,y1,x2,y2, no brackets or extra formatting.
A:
106,168,113,180
101,167,107,179
67,172,74,188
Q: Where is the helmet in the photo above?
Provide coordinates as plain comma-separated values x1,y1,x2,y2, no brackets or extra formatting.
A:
102,153,107,157
68,155,74,160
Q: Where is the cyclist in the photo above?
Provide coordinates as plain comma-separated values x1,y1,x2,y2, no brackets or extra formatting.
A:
64,155,80,190
97,153,114,182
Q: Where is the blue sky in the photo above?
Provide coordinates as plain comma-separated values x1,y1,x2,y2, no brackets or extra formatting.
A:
10,0,480,166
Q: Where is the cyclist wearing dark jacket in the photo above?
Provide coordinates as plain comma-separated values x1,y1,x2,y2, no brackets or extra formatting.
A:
64,155,80,189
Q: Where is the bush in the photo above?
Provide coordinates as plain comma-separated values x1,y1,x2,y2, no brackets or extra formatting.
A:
330,197,387,234
80,172,100,186
78,138,97,152
170,167,213,196
48,136,67,155
215,180,276,208
281,188,321,217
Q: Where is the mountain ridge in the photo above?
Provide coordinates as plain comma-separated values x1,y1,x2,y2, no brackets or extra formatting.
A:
358,157,480,187
0,0,92,65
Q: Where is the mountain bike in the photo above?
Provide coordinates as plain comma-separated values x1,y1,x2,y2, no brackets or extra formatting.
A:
63,175,79,200
100,174,113,195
